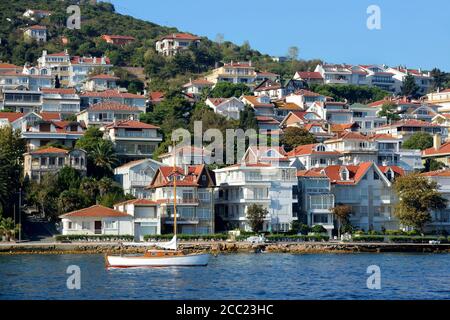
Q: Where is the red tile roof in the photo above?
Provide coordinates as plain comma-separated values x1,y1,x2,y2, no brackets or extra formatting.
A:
183,79,213,87
0,63,20,69
102,35,136,40
256,116,280,124
421,169,450,177
150,165,208,188
41,88,77,95
27,25,47,30
87,101,141,112
40,112,62,121
29,147,69,155
81,89,143,99
60,205,130,218
159,33,201,41
114,199,157,206
378,119,441,129
0,112,24,122
287,143,341,157
149,91,164,102
423,142,450,157
296,71,324,80
105,120,159,130
293,89,323,97
242,96,274,107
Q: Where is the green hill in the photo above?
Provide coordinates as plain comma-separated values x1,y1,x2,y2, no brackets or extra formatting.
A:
0,0,321,91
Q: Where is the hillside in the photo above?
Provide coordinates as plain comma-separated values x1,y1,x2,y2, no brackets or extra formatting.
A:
0,0,321,91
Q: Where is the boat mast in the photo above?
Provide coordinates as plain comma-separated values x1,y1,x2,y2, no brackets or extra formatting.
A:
172,141,177,237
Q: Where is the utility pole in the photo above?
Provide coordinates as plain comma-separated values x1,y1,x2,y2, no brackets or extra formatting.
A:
18,188,22,242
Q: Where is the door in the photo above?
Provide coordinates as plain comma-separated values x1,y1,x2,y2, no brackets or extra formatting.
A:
94,221,102,234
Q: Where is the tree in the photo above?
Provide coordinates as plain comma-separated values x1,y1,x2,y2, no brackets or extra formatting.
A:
238,106,258,130
210,82,251,98
0,126,26,217
393,174,447,232
431,68,447,90
246,204,268,233
402,132,433,150
423,159,446,172
54,75,61,88
378,102,400,123
57,166,82,191
57,189,89,215
90,140,118,177
331,204,352,238
401,74,420,97
0,217,20,241
280,127,317,152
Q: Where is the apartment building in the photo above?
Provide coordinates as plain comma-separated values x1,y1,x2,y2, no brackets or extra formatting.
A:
40,88,80,115
386,67,433,95
373,119,444,141
148,165,216,235
102,120,162,161
206,61,257,85
293,71,324,85
425,89,450,112
24,147,87,182
83,74,119,92
349,103,387,133
287,143,341,170
37,50,71,87
79,89,146,111
76,101,142,127
155,33,201,56
297,162,404,235
2,89,42,113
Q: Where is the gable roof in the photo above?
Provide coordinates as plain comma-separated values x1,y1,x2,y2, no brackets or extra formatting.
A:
149,164,213,188
423,142,450,157
104,120,159,130
241,96,274,108
0,112,25,122
295,71,323,80
158,33,201,41
60,205,130,218
86,101,141,112
287,143,341,157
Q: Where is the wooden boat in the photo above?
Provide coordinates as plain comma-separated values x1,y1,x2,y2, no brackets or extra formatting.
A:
106,145,211,268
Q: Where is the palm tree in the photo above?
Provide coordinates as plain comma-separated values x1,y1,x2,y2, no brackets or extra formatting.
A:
0,217,20,241
90,141,118,176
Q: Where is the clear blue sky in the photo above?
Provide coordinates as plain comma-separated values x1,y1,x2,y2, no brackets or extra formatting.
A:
109,0,450,71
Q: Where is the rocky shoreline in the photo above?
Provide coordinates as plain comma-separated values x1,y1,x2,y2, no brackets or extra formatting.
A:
1,241,450,255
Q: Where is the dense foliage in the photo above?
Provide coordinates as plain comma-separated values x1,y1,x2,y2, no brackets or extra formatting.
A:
402,132,433,150
309,84,390,104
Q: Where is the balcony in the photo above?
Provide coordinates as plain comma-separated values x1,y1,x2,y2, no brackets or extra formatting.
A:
159,198,199,205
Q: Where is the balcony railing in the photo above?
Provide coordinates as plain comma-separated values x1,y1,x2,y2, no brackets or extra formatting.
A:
160,198,199,205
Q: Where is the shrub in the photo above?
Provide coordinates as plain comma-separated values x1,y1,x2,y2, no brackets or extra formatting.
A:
55,235,134,242
306,234,330,242
388,236,444,243
384,230,405,236
311,225,327,234
352,235,385,242
143,234,228,242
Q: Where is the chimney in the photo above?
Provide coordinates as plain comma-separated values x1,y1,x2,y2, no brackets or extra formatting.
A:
433,134,442,150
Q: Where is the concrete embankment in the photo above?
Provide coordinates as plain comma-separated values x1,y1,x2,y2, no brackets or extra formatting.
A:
1,241,450,255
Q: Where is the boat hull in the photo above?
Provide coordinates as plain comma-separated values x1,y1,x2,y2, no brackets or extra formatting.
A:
106,253,210,268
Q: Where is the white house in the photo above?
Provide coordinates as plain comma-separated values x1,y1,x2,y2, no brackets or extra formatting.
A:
155,33,201,56
421,170,450,233
24,25,47,43
205,97,245,120
76,101,142,127
114,199,161,241
114,158,163,198
183,79,214,96
41,88,81,115
426,89,450,112
60,205,133,236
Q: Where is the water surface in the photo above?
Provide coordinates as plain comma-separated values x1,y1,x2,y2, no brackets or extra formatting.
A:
0,253,449,300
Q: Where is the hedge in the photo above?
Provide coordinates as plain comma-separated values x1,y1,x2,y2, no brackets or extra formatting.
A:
55,235,134,242
388,236,448,243
352,235,386,242
143,234,228,241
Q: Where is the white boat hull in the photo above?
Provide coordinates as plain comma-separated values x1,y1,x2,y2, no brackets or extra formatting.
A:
106,253,210,268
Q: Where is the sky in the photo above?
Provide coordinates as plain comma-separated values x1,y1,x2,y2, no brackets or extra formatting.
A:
109,0,450,71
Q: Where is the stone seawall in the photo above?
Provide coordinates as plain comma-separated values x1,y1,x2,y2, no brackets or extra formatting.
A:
1,241,450,255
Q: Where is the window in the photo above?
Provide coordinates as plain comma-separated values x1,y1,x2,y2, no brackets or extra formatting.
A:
340,169,349,180
82,222,90,230
197,208,211,219
104,221,117,229
316,145,326,152
373,171,380,180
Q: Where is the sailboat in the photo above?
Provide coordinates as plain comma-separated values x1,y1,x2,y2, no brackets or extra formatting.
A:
105,145,211,268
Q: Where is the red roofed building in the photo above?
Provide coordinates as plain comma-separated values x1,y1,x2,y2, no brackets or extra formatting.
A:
24,25,47,42
293,71,324,85
59,205,133,237
155,33,201,56
287,143,341,170
373,119,444,140
103,120,162,161
84,74,119,92
205,97,245,120
101,34,136,46
147,164,216,234
24,147,87,182
182,78,213,96
80,89,146,111
206,61,257,85
297,162,405,235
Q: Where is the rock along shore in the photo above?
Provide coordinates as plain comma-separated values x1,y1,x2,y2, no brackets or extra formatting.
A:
0,241,450,255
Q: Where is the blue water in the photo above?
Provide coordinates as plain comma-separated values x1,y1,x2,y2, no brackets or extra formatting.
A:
0,253,449,300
